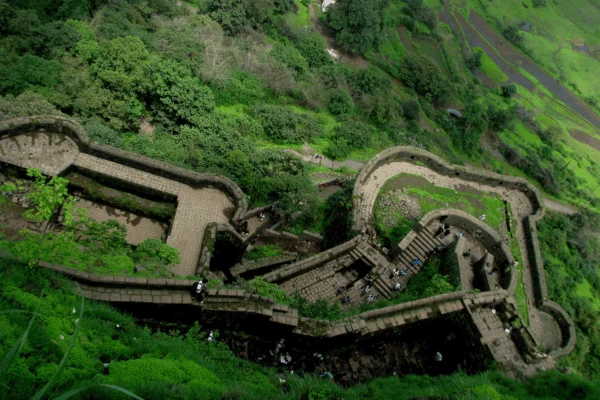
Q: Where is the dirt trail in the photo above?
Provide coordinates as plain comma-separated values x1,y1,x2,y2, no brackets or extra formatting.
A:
466,11,600,129
543,198,578,215
287,145,365,171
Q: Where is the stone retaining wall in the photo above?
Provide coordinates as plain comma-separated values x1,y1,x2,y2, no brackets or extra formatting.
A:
263,236,361,283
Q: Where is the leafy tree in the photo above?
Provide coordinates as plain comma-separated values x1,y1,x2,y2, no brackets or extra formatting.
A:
293,31,333,68
466,50,482,71
150,24,205,74
326,0,384,55
501,83,517,98
347,67,391,97
252,105,323,143
442,103,487,153
206,0,275,35
148,58,215,128
64,19,99,62
271,40,309,78
326,87,354,116
403,99,420,121
359,94,403,127
1,54,62,95
23,169,75,223
93,36,150,94
403,0,424,20
502,24,524,46
399,54,448,100
0,92,62,119
326,116,375,159
487,105,515,132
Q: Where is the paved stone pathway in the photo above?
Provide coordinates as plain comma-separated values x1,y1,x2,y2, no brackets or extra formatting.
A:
74,153,234,276
0,132,79,175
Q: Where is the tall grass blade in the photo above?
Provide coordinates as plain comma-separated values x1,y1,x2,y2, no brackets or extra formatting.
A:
0,314,36,376
30,284,84,400
53,384,145,400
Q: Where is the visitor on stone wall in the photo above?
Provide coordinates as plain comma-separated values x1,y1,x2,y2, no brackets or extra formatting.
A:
463,249,471,258
367,295,375,303
394,282,402,291
259,212,265,222
479,214,486,220
391,268,400,278
400,269,408,276
364,285,371,294
337,287,345,294
341,296,350,305
434,226,444,236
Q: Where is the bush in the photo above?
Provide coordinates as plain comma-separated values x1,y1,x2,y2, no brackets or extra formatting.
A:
403,100,420,121
83,118,124,147
252,105,323,143
501,83,517,98
326,87,354,116
325,116,375,159
136,239,180,265
398,55,448,100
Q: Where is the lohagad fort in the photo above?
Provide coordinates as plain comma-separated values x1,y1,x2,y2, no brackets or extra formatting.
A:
0,115,575,379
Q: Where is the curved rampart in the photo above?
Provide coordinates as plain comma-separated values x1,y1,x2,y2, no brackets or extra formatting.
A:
351,146,574,357
0,116,248,220
352,146,545,231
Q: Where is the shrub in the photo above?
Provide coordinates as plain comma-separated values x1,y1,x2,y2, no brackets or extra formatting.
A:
403,100,420,121
501,83,517,98
326,87,354,116
136,239,180,265
398,55,448,100
252,105,323,143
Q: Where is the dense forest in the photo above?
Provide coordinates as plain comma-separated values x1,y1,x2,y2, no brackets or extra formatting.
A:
1,0,600,398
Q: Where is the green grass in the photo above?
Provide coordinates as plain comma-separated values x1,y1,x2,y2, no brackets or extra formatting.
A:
244,244,287,261
282,1,311,31
403,186,506,229
474,47,508,83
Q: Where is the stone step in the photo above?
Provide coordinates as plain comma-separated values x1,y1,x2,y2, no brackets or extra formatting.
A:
372,277,392,299
399,253,419,273
410,237,430,257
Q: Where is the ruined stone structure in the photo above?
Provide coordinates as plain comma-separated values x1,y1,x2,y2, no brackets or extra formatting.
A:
0,116,575,375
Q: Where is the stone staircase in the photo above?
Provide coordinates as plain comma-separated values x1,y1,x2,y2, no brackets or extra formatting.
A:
372,226,441,299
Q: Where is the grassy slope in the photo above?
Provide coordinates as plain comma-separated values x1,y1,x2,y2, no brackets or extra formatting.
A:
463,0,600,105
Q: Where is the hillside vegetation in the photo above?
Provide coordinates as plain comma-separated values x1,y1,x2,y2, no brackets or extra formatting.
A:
1,0,600,398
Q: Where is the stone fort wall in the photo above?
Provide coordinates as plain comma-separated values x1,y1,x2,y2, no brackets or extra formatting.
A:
0,116,248,221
